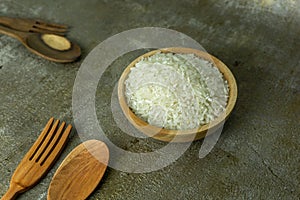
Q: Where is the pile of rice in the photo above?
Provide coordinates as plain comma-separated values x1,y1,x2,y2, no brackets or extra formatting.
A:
124,52,229,130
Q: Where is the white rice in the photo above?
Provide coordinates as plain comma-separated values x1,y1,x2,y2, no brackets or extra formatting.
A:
124,52,229,130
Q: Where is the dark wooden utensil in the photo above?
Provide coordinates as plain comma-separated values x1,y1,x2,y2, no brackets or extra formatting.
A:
0,24,81,63
0,16,68,35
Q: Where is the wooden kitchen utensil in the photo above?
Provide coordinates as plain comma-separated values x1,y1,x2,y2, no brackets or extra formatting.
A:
47,140,109,200
0,24,81,63
1,118,72,200
0,16,68,35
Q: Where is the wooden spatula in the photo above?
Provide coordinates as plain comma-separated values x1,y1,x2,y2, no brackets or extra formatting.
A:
47,140,109,200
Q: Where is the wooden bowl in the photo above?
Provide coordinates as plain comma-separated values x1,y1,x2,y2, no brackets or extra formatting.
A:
118,47,237,142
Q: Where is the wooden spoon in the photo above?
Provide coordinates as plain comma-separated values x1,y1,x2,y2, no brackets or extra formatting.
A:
0,24,81,63
47,140,109,200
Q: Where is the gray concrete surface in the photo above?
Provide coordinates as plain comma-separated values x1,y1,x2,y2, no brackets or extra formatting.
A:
0,0,299,199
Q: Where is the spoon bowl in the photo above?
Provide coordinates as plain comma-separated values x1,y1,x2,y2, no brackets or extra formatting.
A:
47,140,109,200
26,33,81,63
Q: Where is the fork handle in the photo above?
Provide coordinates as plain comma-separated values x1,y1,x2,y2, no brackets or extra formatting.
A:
0,16,15,28
1,182,25,200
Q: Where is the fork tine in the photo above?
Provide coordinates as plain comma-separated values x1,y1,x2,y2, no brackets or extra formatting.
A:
33,24,68,33
32,119,60,162
41,124,72,166
30,27,67,36
39,122,66,165
28,117,54,161
36,20,68,29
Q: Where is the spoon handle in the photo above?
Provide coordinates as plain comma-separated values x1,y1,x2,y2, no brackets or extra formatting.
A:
0,24,27,42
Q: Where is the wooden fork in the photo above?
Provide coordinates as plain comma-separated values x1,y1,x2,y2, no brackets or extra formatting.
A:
1,118,72,200
0,16,68,35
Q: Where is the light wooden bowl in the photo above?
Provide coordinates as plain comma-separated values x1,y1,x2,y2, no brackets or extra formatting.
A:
118,47,237,142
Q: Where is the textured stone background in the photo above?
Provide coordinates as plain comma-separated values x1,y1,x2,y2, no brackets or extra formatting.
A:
0,0,299,199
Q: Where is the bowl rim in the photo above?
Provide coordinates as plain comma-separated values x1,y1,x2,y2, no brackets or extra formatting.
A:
118,47,238,142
